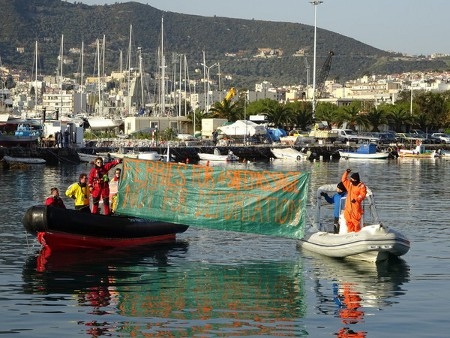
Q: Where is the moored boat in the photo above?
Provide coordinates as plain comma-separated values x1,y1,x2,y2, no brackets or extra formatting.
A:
339,143,390,160
0,123,41,147
398,149,437,158
297,184,410,262
197,148,239,161
271,147,307,160
398,142,438,158
22,205,189,251
2,155,46,164
87,116,123,130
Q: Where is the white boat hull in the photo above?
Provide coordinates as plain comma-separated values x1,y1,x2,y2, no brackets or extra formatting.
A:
87,117,123,130
2,155,46,164
198,153,239,162
271,147,306,160
77,153,99,163
137,152,162,161
339,151,389,159
298,224,410,262
398,149,436,158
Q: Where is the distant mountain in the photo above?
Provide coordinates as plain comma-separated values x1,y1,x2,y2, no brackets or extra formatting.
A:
0,0,447,88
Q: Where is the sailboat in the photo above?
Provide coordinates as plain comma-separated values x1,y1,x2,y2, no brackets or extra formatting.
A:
87,36,124,130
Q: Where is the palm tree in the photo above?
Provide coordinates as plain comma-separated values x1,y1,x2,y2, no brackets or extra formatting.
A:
366,105,388,132
385,103,412,132
187,108,208,133
288,101,314,131
314,102,339,126
209,97,241,122
336,102,369,130
261,100,291,128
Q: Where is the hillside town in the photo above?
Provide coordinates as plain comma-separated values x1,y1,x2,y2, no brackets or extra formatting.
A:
2,54,450,146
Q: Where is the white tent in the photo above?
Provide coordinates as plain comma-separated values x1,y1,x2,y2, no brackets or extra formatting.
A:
217,120,266,137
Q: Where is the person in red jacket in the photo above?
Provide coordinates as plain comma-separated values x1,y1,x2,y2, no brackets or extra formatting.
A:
341,169,367,232
45,187,66,209
88,157,122,215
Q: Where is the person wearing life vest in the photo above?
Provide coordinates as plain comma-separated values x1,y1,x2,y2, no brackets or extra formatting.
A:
341,169,367,232
65,173,91,213
320,181,347,234
88,157,122,215
45,187,66,209
108,168,121,213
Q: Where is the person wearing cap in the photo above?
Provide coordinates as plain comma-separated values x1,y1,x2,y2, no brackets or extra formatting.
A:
341,169,367,232
320,182,347,234
45,187,66,209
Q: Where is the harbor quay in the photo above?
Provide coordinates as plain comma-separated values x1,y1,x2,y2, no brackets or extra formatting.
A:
1,142,448,166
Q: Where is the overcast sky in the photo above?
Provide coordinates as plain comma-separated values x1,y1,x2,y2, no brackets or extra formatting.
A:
75,0,449,56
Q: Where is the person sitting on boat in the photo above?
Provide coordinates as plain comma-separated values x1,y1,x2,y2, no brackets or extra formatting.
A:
320,182,347,234
109,168,121,213
88,156,122,215
341,169,367,233
65,173,91,213
45,187,66,209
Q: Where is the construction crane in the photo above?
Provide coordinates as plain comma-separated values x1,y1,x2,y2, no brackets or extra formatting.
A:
315,50,334,99
224,87,237,101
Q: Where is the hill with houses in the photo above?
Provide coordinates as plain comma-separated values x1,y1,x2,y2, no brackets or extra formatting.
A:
0,0,448,88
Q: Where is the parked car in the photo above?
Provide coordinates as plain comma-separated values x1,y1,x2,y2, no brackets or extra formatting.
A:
378,132,397,144
431,133,450,144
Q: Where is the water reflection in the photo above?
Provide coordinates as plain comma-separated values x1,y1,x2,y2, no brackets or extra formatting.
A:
305,253,410,337
22,242,308,337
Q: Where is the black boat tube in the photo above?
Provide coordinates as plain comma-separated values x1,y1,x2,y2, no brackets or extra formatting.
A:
22,205,189,238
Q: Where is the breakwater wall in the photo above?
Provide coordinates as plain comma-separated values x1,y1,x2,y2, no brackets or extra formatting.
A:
2,143,447,165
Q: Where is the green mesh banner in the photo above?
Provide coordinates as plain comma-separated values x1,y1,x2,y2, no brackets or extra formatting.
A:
115,159,309,239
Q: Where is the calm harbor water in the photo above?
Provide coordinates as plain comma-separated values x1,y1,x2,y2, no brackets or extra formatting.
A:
1,157,449,337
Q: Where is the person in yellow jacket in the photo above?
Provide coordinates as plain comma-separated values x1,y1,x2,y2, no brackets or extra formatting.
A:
65,173,91,213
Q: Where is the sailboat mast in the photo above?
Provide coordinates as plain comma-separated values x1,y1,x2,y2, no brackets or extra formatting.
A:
127,24,132,116
160,17,165,116
178,54,182,117
97,39,102,115
35,41,38,115
80,40,84,114
59,34,64,118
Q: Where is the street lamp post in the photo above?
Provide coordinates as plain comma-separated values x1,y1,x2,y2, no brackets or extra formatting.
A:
310,0,323,116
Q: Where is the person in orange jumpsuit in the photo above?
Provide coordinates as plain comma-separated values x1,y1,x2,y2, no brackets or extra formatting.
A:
88,157,122,215
341,169,367,232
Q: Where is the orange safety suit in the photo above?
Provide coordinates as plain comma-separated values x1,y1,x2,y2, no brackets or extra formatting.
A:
341,171,367,232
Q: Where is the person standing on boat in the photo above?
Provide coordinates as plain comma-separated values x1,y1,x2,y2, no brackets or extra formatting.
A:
65,173,91,213
320,182,347,234
88,157,122,215
341,169,367,232
45,187,66,209
109,168,121,213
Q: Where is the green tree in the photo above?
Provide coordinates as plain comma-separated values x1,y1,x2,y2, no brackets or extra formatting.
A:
385,103,412,132
261,100,292,128
314,102,339,127
287,101,314,130
366,105,388,132
209,97,241,122
335,102,369,130
413,91,448,131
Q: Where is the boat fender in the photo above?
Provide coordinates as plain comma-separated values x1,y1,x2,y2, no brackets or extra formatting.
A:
22,205,49,234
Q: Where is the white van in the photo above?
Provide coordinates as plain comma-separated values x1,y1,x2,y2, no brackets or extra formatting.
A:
331,129,360,142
